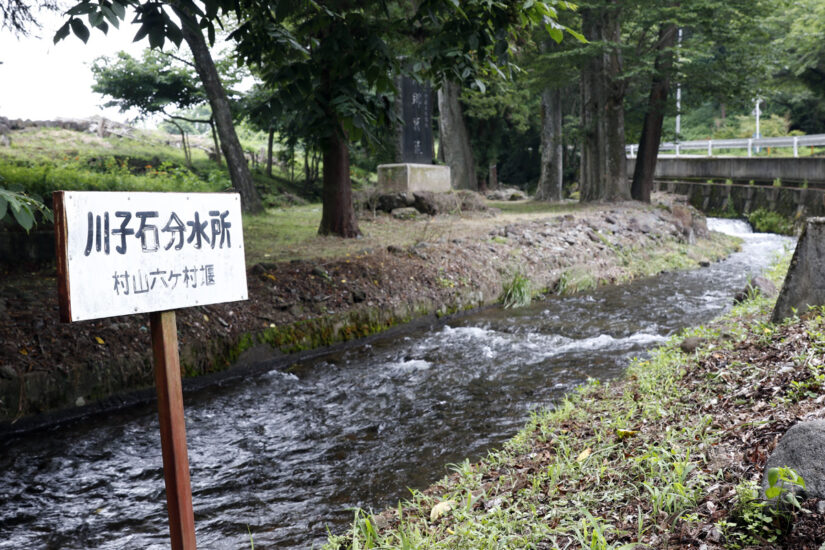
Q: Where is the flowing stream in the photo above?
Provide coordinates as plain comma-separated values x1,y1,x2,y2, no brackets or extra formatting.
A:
0,219,793,549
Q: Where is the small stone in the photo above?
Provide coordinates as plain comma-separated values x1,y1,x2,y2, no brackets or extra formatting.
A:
75,396,86,407
817,500,825,515
680,336,705,354
391,207,419,220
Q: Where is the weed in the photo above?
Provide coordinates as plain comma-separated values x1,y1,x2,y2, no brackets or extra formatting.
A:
724,469,805,549
501,271,531,308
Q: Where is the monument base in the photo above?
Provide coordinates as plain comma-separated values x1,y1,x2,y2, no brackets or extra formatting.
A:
377,164,451,193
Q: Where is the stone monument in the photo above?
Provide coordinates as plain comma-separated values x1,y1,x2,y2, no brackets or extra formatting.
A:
772,217,825,322
378,76,450,193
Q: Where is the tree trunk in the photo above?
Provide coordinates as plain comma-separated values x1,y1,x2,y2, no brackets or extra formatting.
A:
209,116,222,166
535,87,564,201
169,119,191,166
318,122,360,237
437,80,477,190
176,9,263,213
579,2,629,202
266,127,275,178
631,23,678,203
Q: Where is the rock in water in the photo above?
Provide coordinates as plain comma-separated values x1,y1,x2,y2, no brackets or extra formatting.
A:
773,218,825,322
762,420,825,500
734,275,778,304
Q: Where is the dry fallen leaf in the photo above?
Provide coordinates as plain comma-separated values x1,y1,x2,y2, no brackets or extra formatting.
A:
95,336,105,345
577,448,592,463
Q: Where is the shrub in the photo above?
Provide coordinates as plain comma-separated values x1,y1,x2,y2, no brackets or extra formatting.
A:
747,208,794,235
0,157,224,197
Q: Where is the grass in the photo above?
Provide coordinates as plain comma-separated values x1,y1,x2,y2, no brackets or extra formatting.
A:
500,271,532,308
325,250,797,550
241,201,587,267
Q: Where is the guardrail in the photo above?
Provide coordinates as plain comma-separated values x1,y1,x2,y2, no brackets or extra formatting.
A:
626,134,825,158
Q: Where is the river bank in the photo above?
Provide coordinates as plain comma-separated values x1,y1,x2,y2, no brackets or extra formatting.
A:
0,195,737,433
326,244,825,549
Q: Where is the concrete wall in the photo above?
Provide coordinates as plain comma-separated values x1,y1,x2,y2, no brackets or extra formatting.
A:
377,163,451,193
655,180,825,220
627,157,825,185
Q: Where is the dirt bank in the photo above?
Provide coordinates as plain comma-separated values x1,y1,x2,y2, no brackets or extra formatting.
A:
0,195,737,434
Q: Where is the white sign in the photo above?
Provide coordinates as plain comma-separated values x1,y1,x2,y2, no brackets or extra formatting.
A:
55,191,248,322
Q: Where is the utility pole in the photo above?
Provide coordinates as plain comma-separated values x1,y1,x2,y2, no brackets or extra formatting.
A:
754,98,762,138
674,28,683,156
753,98,763,154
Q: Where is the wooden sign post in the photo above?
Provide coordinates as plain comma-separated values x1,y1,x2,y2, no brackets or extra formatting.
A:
54,191,249,550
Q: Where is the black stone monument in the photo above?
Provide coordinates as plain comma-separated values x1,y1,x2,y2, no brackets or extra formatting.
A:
397,76,434,164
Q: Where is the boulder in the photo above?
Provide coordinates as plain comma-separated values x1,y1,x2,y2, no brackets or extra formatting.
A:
734,276,778,304
762,420,825,501
377,192,414,213
772,218,825,322
412,191,461,216
669,204,709,240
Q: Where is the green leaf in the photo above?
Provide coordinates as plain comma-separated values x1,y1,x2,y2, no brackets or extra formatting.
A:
767,468,779,488
148,28,165,49
133,23,150,43
11,204,34,232
545,23,563,43
101,6,120,28
166,23,183,48
89,11,104,28
567,28,587,43
111,1,126,19
0,195,7,220
54,21,71,44
70,18,91,43
765,486,781,499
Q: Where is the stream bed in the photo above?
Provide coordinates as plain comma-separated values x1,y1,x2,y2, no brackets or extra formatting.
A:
0,219,793,549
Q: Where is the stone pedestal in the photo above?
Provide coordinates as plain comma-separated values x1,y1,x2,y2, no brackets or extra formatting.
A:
772,217,825,322
377,163,451,193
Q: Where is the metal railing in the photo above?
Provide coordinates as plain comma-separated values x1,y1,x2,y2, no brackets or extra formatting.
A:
626,134,825,158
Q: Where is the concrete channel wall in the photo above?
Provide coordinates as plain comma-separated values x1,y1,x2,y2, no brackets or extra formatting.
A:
653,180,825,219
627,157,825,186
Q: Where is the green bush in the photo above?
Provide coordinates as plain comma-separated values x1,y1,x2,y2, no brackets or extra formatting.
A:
0,157,224,197
747,208,794,235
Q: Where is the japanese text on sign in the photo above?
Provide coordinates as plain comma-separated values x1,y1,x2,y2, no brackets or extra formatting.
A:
55,192,248,322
